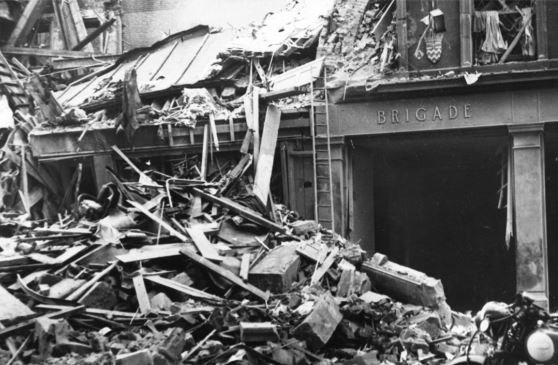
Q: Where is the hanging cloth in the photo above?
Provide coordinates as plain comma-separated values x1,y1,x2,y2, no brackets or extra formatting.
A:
521,7,535,57
480,11,507,63
482,11,507,54
473,11,486,33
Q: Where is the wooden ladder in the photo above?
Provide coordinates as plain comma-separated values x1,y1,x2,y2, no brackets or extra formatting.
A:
310,69,335,231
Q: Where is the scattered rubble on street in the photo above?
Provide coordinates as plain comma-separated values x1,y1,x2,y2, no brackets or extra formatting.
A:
0,139,481,364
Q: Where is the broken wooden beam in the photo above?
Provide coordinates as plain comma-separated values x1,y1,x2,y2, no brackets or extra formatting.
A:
180,248,269,301
145,275,224,302
132,274,151,315
111,145,159,186
66,261,117,301
52,0,93,52
0,46,107,58
311,247,339,285
240,253,250,281
192,188,288,235
253,105,281,205
7,0,49,46
72,18,116,51
115,243,194,263
128,200,222,261
0,305,85,339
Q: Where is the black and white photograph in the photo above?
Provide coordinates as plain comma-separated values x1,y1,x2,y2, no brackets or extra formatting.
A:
0,0,557,364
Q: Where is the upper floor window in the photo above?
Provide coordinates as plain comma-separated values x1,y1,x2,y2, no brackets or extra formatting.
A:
472,0,536,65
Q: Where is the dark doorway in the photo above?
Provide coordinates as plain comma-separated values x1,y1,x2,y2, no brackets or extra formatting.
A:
351,129,514,311
544,126,558,311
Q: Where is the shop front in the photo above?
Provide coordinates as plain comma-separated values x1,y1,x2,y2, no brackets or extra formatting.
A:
325,81,558,310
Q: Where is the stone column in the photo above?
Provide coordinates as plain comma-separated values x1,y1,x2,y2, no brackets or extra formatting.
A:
509,124,549,310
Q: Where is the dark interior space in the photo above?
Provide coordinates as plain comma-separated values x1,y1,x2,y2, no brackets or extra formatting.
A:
544,126,558,311
351,129,515,311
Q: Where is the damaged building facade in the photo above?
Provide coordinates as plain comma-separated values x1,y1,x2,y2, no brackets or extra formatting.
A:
1,0,558,314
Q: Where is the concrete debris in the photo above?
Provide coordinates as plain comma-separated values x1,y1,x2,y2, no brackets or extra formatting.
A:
293,292,343,350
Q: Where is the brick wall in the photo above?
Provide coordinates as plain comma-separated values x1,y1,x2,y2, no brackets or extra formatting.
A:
121,0,290,50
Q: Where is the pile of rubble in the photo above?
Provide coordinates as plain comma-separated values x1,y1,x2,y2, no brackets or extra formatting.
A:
0,135,481,365
0,1,489,364
318,0,399,82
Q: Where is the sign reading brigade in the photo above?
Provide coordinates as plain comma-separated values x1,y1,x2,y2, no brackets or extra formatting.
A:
376,104,472,124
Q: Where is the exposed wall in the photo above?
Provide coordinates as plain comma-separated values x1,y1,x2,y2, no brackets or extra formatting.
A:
121,0,290,50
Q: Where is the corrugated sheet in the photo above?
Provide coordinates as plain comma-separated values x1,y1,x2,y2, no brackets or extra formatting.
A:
57,25,233,108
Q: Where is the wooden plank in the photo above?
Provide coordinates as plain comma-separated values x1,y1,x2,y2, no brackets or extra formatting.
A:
228,116,235,141
111,145,159,186
1,46,106,58
252,88,260,169
72,18,116,51
28,245,88,265
53,0,91,51
7,0,49,46
200,124,208,179
180,248,269,301
17,274,78,306
0,321,18,358
268,57,324,91
499,11,533,64
132,274,151,314
183,226,222,262
240,253,251,281
192,188,288,235
253,105,281,205
310,247,339,285
66,261,117,301
145,275,224,302
20,146,29,214
5,334,30,365
128,200,222,261
51,54,119,70
0,255,30,268
0,305,85,339
54,244,89,263
208,113,219,151
115,243,193,263
67,0,93,51
35,305,139,319
0,284,34,321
